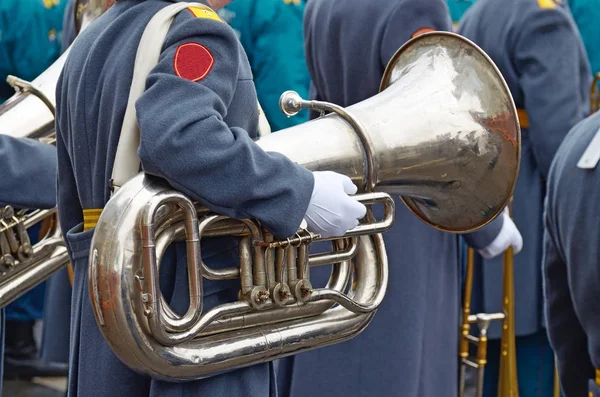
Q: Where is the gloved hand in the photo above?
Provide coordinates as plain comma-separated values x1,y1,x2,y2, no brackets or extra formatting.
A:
304,171,367,238
477,207,523,259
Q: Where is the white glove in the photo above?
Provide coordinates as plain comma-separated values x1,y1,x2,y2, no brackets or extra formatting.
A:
304,171,367,238
478,207,523,259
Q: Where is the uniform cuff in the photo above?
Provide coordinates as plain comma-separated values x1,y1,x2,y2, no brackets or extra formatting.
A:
462,213,505,250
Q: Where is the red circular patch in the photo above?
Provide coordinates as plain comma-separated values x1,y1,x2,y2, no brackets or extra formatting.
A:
173,43,214,82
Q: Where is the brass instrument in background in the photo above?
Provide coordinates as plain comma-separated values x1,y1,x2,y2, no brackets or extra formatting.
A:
459,248,505,397
459,203,519,397
89,32,521,381
498,246,520,397
591,73,600,114
553,365,561,397
0,0,111,308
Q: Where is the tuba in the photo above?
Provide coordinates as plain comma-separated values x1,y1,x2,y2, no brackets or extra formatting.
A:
0,0,112,307
89,32,521,381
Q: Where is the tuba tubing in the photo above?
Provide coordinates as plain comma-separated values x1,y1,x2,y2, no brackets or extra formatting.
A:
0,228,68,308
90,173,390,380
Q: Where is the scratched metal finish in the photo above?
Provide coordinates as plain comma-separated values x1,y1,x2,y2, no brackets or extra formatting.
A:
259,32,521,233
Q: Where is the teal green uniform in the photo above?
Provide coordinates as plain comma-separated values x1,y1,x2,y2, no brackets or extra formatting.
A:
567,0,600,75
448,0,600,76
217,0,310,131
447,0,475,24
0,0,67,101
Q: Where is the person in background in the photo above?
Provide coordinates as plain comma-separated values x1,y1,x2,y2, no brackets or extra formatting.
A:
567,0,600,113
0,0,69,380
542,105,600,397
448,0,599,78
446,0,475,29
458,0,590,395
55,0,365,395
567,0,600,77
61,0,77,54
0,134,60,391
0,0,67,101
217,0,310,131
278,1,523,397
38,0,80,373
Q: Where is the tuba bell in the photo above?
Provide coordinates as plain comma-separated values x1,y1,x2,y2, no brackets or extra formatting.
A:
89,32,521,381
0,0,112,307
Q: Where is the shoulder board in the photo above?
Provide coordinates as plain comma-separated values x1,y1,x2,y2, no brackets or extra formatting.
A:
187,5,222,22
537,0,562,9
577,126,600,169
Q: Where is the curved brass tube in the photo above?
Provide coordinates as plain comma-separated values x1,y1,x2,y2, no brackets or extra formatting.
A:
553,364,560,397
459,202,519,397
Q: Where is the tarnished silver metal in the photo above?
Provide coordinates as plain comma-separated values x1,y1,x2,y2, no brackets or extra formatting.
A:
0,206,68,307
0,211,68,308
280,90,377,192
0,0,111,307
6,76,56,116
0,53,63,140
90,173,391,379
89,32,520,381
266,32,520,233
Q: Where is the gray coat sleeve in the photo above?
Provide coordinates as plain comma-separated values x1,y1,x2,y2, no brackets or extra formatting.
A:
136,14,314,238
461,214,504,250
0,136,57,209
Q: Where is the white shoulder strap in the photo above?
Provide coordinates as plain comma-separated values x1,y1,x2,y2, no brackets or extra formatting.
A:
257,100,272,136
110,2,207,193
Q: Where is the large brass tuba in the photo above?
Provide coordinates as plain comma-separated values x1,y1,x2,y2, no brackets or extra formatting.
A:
89,32,521,381
0,0,111,307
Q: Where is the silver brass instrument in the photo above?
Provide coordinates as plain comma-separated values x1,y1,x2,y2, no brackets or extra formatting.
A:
89,32,521,381
0,0,111,307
